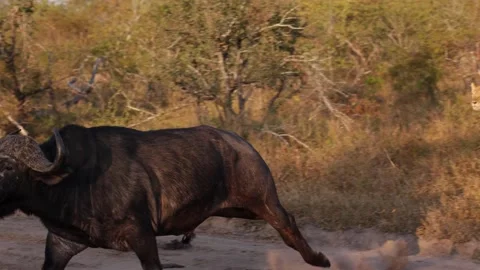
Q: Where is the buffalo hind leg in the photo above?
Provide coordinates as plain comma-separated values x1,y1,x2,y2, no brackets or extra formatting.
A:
42,232,87,270
127,229,184,270
181,230,196,245
162,208,259,250
162,231,196,250
252,201,331,268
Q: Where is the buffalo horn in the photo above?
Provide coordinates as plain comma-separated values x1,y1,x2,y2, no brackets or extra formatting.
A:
0,128,65,174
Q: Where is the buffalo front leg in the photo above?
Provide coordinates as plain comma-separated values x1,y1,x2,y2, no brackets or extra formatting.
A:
42,232,87,270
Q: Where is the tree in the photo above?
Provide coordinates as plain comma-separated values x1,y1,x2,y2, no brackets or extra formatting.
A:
0,0,51,134
147,0,306,132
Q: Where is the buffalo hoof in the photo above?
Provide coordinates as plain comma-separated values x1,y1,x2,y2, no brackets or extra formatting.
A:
162,239,192,250
308,252,331,268
161,263,185,268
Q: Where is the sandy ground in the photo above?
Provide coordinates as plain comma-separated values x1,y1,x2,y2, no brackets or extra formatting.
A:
0,215,479,270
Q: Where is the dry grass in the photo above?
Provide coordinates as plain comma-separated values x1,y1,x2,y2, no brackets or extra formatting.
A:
233,90,479,242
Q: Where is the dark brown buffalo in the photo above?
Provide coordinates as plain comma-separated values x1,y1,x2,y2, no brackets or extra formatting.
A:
0,124,331,269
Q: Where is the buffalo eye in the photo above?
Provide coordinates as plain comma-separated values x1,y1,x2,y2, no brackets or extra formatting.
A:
4,165,13,171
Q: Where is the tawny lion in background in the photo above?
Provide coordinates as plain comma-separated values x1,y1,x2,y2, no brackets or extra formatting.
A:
471,82,480,110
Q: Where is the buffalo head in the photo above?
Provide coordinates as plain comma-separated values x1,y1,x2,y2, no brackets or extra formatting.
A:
0,129,66,195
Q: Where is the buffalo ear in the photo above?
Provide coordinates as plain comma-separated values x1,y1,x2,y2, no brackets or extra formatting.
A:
34,174,66,186
32,167,73,186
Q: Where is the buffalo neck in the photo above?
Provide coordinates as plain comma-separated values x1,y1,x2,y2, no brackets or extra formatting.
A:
20,126,102,222
18,169,94,226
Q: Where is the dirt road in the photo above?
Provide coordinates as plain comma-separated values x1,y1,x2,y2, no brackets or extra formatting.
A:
0,215,478,270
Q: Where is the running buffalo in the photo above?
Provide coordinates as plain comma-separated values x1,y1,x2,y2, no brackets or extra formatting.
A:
0,124,331,269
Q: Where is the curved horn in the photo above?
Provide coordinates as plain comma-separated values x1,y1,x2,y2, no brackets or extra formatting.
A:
0,128,66,174
34,128,66,173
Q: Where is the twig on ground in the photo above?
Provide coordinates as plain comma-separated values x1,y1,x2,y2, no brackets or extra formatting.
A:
383,148,398,168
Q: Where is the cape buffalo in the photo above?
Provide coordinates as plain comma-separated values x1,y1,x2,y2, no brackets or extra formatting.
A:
0,124,331,269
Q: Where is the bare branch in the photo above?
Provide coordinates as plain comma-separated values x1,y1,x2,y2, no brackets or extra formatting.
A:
219,2,247,41
216,51,238,120
67,78,85,94
126,105,156,116
281,6,300,22
259,23,304,32
383,148,398,168
291,56,353,131
261,129,314,153
262,77,286,124
128,104,192,128
1,7,25,104
63,95,89,108
220,17,238,40
167,37,182,50
321,95,353,130
217,52,229,90
64,57,104,108
337,35,367,66
108,90,157,116
187,64,210,90
67,57,103,94
262,130,289,144
88,57,103,85
259,6,303,33
0,104,28,136
5,115,28,136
